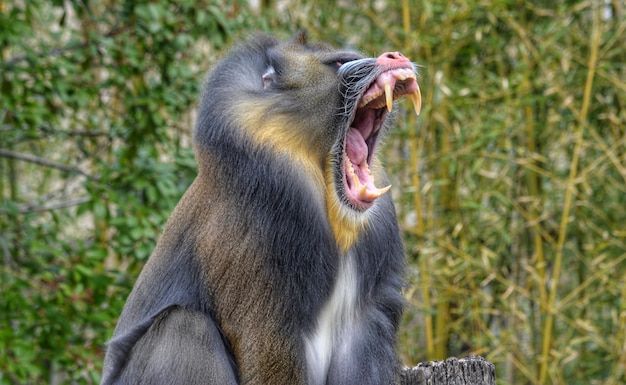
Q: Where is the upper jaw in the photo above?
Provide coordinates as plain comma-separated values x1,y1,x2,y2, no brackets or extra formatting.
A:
359,67,421,115
338,61,421,211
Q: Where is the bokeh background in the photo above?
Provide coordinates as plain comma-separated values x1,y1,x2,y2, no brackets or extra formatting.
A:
1,1,624,384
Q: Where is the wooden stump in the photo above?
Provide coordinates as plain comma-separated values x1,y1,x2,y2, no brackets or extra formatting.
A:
400,356,495,385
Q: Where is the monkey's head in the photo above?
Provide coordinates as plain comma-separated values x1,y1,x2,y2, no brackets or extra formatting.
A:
196,33,421,251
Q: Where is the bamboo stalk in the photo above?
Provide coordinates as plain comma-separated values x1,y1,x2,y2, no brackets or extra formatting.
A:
433,59,453,361
537,3,601,383
613,278,626,383
523,101,547,312
402,0,434,359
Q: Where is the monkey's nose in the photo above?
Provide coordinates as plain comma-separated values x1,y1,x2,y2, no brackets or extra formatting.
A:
375,52,411,66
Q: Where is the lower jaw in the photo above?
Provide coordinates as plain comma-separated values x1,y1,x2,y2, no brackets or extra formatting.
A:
326,186,369,253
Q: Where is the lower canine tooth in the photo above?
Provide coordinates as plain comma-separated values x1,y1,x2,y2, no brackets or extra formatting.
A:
358,184,392,200
378,184,392,196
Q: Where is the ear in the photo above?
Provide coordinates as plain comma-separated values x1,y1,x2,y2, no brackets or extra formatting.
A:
290,30,333,51
290,30,308,46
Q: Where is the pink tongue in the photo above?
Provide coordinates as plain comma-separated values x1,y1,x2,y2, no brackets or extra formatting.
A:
346,127,367,165
344,127,391,206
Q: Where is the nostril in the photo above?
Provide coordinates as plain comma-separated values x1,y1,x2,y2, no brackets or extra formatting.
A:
376,51,410,65
386,52,404,59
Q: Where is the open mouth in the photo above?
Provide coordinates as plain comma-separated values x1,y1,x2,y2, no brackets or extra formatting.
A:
342,66,421,210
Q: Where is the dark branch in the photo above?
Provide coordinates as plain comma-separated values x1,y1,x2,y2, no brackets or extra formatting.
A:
0,148,97,180
18,196,92,213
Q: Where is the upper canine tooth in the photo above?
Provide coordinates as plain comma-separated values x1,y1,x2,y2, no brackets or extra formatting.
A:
411,84,422,116
384,81,393,112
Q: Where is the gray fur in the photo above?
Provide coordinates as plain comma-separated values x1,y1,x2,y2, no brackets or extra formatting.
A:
101,33,406,385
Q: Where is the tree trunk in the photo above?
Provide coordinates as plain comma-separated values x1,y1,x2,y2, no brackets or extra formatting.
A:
401,356,495,385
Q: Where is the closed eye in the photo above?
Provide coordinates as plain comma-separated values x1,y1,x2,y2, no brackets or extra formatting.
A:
324,54,363,71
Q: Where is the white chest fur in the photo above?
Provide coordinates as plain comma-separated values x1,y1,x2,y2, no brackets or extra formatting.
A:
304,252,359,385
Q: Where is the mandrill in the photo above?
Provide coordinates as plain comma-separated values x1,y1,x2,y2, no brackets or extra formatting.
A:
101,32,422,385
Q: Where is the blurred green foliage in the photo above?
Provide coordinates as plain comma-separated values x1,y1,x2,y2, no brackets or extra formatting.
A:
1,0,624,384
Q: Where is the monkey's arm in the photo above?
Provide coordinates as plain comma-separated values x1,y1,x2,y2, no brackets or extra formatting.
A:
101,306,238,385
